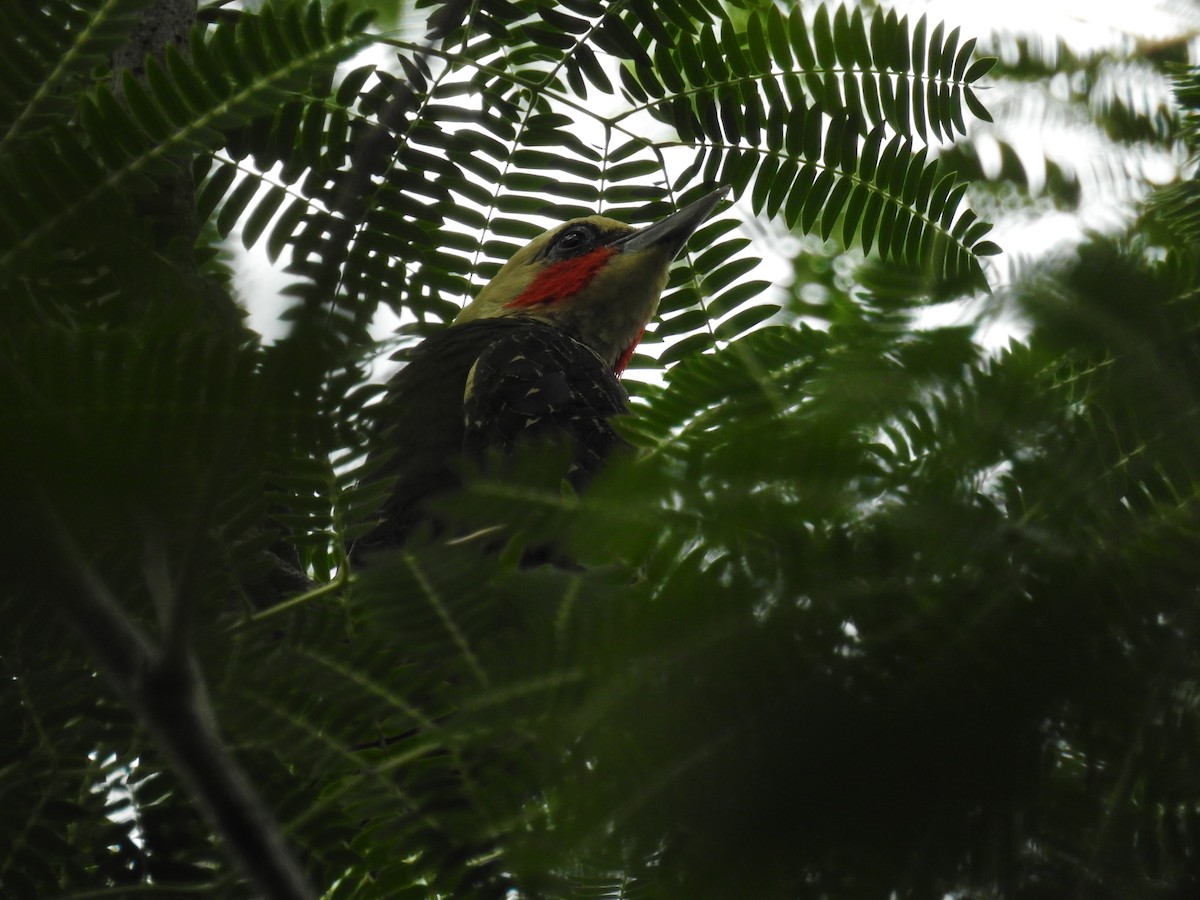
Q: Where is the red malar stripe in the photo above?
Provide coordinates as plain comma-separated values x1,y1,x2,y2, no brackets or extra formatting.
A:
504,247,617,309
614,326,644,375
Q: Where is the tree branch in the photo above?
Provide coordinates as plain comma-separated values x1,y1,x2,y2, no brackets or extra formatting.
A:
40,502,318,900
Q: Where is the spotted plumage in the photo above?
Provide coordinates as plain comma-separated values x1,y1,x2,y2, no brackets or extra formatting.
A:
463,319,631,491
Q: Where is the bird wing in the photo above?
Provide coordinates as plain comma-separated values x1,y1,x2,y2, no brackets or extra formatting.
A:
352,320,528,557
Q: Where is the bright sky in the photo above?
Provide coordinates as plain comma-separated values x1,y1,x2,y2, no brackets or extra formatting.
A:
909,0,1196,51
901,0,1197,343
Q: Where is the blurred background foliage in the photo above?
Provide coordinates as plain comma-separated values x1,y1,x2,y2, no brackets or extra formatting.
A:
2,0,1200,897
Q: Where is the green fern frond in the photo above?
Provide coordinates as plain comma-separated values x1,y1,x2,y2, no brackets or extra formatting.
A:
1148,68,1200,241
250,0,998,357
223,538,579,896
0,0,149,148
615,3,998,286
0,0,371,283
283,0,993,342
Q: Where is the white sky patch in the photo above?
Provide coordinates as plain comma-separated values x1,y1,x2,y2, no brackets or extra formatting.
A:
901,0,1196,51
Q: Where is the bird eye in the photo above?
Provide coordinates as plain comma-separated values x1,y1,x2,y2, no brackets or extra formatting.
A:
552,225,593,255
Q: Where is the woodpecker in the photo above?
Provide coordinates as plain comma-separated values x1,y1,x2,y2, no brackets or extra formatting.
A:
352,187,728,559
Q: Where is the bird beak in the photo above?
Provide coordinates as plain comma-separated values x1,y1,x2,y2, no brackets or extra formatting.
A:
613,187,730,259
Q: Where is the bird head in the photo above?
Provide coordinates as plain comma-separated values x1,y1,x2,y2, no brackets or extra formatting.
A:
454,188,729,373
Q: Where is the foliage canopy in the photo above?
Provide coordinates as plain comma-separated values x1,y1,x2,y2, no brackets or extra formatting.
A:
2,0,1200,898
